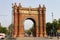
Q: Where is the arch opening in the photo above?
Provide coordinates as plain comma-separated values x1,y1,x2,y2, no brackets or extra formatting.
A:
24,18,36,37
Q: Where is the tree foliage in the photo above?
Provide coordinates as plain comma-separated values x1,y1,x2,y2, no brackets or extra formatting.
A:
0,25,8,34
25,30,31,35
46,19,60,36
8,24,14,35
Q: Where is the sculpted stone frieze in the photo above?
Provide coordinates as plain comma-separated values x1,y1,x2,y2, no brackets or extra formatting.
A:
19,10,38,14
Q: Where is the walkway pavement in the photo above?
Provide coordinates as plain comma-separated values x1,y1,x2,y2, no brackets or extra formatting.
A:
5,37,60,40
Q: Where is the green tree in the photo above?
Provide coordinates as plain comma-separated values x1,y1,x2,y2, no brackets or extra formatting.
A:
46,19,60,36
46,22,52,35
53,19,58,30
25,30,31,35
29,26,35,36
25,25,35,36
8,24,14,35
0,25,8,34
58,19,60,29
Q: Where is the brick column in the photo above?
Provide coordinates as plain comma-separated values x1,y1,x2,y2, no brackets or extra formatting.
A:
40,9,43,37
36,26,39,37
18,4,24,37
39,5,43,37
13,3,18,38
19,25,24,37
42,5,47,37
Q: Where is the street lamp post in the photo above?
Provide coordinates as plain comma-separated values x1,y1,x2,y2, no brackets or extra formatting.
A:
52,12,55,37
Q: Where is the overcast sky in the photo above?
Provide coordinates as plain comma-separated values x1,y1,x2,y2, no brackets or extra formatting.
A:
0,0,60,29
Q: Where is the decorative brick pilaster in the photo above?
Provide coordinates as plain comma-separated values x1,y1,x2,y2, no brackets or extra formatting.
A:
13,3,18,38
42,5,47,37
18,4,24,37
39,5,43,37
36,26,39,37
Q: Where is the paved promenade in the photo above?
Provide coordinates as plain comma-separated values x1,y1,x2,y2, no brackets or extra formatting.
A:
16,37,60,40
5,37,60,40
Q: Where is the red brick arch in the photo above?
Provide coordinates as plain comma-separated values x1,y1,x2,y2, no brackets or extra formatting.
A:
13,3,47,38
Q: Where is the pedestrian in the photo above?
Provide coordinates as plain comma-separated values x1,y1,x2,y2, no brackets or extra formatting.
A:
57,33,59,39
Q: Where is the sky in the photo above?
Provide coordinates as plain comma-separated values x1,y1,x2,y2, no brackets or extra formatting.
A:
24,19,34,30
0,0,60,29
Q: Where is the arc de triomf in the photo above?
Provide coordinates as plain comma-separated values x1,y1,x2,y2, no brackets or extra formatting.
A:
12,3,47,38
